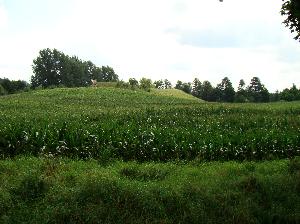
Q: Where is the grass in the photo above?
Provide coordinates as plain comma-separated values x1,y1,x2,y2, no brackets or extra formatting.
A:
1,87,300,223
0,87,300,161
0,157,299,223
151,88,201,100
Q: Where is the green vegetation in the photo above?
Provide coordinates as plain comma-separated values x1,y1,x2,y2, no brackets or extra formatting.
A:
0,87,299,162
31,48,118,88
0,87,300,223
281,0,300,41
0,78,29,95
0,157,299,223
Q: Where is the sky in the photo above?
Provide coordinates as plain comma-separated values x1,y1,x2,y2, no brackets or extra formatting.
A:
0,0,300,92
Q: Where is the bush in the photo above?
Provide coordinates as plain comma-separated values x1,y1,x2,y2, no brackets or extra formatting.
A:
139,77,152,92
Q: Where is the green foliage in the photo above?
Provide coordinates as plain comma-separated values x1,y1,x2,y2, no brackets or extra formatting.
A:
164,79,172,89
235,79,247,103
0,78,28,94
288,157,300,174
0,87,299,162
0,158,299,223
201,80,216,101
0,84,7,96
216,77,235,102
154,79,164,89
139,77,152,92
129,78,139,89
101,66,119,82
12,175,48,201
31,48,118,88
192,78,202,98
280,84,300,101
247,77,270,103
175,80,192,94
281,0,300,41
116,80,130,88
154,79,172,89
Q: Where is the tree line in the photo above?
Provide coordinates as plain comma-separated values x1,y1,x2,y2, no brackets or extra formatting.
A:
31,48,118,88
154,77,300,103
173,77,269,103
1,48,300,103
0,78,29,96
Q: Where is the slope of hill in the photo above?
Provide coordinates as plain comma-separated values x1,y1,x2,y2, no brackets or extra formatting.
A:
0,87,201,113
0,87,300,161
151,88,203,101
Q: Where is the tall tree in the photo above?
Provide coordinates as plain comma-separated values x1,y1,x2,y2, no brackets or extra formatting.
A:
154,80,164,89
101,66,118,82
31,48,118,88
32,48,64,88
192,78,202,98
216,77,235,102
175,80,183,90
164,79,172,89
235,79,247,103
201,81,216,101
247,77,270,102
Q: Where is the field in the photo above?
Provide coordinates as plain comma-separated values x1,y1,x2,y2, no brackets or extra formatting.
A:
0,87,300,223
0,87,299,161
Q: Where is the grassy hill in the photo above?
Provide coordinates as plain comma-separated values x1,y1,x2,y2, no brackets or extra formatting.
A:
0,87,300,161
1,87,300,223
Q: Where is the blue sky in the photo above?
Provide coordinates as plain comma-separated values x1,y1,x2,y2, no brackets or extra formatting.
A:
0,0,300,92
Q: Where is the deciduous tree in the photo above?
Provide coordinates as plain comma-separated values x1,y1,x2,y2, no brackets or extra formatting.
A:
281,0,300,41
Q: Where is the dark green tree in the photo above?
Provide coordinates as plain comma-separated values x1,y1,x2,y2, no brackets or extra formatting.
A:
175,80,183,90
101,66,118,82
247,77,270,102
270,90,280,102
201,81,216,101
216,77,235,102
281,0,300,41
280,84,300,101
164,79,172,89
235,79,247,103
32,48,65,88
175,80,191,94
192,78,202,98
129,78,139,89
154,79,164,89
0,78,29,94
31,48,119,88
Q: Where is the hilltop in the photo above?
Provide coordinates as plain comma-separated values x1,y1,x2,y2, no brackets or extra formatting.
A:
0,87,202,114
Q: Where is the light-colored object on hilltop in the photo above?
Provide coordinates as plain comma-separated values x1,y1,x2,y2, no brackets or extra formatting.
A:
91,79,97,87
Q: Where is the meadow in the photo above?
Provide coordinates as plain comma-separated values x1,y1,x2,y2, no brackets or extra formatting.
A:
0,87,300,223
0,87,299,161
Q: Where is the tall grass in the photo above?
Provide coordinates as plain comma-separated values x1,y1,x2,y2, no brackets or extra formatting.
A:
0,157,299,223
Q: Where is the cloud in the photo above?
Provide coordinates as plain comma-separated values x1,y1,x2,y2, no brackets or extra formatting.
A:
0,0,299,92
